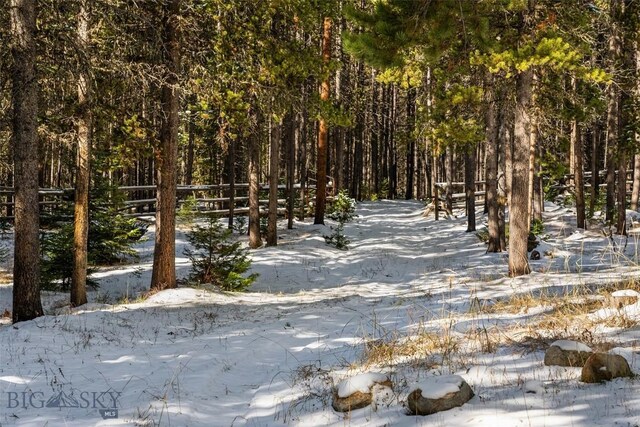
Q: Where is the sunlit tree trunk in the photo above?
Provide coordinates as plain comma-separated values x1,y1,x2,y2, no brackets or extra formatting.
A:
314,17,331,225
267,117,280,246
465,148,476,232
248,109,262,248
485,74,501,252
631,154,640,211
605,0,621,224
509,68,533,277
227,136,235,230
286,111,295,229
151,0,180,291
71,0,91,307
573,118,586,229
11,0,43,322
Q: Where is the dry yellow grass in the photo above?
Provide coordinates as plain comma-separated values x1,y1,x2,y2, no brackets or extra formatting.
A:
358,280,640,372
362,328,459,368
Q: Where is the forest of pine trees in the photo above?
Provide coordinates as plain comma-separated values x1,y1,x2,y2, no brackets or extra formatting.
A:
2,0,639,322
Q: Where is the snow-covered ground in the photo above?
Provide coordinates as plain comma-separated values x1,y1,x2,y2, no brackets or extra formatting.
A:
1,200,640,426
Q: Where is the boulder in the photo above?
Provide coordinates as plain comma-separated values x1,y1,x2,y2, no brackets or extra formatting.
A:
332,390,373,412
544,340,593,367
581,353,633,383
407,375,474,416
332,373,392,412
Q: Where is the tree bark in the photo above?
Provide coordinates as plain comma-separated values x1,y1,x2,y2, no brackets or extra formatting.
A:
465,148,476,232
11,0,43,322
631,154,640,211
150,0,180,291
445,147,453,216
406,89,416,199
589,125,600,217
616,149,627,235
248,109,262,248
606,0,621,224
527,77,539,226
314,17,331,225
267,117,280,246
632,45,640,211
185,95,196,185
298,101,308,220
485,73,501,252
227,136,235,230
509,68,533,277
497,91,508,252
71,0,91,307
572,106,586,229
286,111,295,229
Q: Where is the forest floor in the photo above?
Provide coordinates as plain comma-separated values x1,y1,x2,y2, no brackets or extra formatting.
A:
1,200,640,426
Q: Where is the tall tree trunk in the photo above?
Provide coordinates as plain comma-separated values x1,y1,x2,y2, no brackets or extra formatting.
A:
631,154,640,211
572,103,586,229
371,71,379,196
432,151,439,220
351,63,365,200
389,85,398,199
485,73,501,252
532,143,543,222
406,89,416,199
589,125,600,217
227,137,235,230
509,68,533,277
616,149,627,235
298,81,309,220
11,0,43,322
286,111,295,229
445,146,453,215
71,0,91,307
267,117,280,246
185,95,196,185
248,109,262,248
527,76,540,226
150,0,180,291
465,148,476,232
632,45,640,211
314,17,331,225
606,0,621,224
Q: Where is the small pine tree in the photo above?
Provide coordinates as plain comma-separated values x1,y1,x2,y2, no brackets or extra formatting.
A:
327,190,357,223
184,216,257,291
324,191,357,250
324,223,350,250
40,180,145,290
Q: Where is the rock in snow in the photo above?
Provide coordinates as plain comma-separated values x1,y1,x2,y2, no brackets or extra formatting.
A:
544,340,593,367
581,353,633,383
407,375,474,416
332,373,392,412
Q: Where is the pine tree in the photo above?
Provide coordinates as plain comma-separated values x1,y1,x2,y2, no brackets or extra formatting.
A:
184,216,257,292
11,0,43,322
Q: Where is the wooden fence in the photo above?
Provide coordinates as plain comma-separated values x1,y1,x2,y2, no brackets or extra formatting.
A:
0,179,333,222
430,169,637,219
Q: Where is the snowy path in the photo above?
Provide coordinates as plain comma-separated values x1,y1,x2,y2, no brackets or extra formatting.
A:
1,200,640,426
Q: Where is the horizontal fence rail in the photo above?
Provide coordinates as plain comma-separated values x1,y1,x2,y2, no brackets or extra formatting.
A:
0,179,334,222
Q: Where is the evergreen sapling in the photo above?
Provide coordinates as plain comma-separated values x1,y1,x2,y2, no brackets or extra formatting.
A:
324,191,357,250
184,216,257,291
